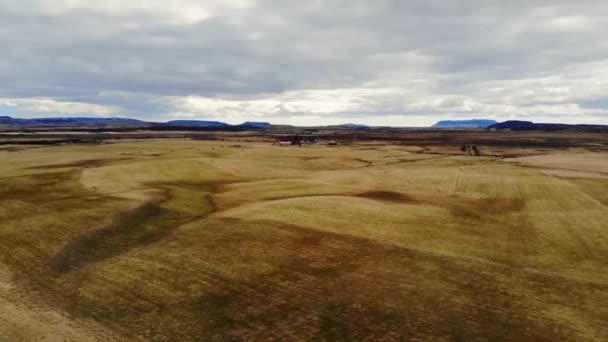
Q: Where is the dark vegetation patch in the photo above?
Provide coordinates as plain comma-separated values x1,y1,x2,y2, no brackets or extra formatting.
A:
445,196,526,220
354,158,373,165
2,130,608,152
251,192,350,203
1,146,607,340
257,191,413,205
49,203,177,273
27,158,131,169
392,156,448,164
0,172,83,202
49,183,218,274
0,171,221,277
56,218,604,341
1,170,605,341
483,197,526,214
355,190,526,222
0,171,129,283
356,190,416,203
0,145,44,152
257,191,523,224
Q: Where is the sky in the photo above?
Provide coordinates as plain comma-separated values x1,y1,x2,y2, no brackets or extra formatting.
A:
1,0,607,126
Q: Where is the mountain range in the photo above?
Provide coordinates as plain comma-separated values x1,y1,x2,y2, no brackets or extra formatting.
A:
0,116,606,132
0,116,271,129
486,120,608,131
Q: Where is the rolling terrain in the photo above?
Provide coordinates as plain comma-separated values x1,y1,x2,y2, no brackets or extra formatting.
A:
0,139,607,340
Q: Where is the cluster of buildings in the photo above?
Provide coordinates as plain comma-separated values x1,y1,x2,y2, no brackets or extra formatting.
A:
273,135,337,146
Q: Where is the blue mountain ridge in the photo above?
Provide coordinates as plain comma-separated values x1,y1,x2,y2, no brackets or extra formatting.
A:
432,119,497,128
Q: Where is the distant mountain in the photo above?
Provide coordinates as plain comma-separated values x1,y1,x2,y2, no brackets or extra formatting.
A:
432,119,497,128
487,120,534,130
334,123,370,129
0,116,150,128
239,121,271,128
488,120,608,132
0,116,232,130
2,115,604,132
166,120,229,127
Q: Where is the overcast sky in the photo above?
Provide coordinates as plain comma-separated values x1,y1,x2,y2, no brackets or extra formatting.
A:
1,0,607,126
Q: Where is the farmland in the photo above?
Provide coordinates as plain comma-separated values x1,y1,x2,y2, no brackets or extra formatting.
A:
1,137,607,340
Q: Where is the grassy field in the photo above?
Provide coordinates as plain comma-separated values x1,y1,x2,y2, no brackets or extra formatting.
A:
0,139,607,341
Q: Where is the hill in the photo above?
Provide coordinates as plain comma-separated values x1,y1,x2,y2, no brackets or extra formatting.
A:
166,120,229,127
488,120,608,132
333,123,370,129
0,116,232,130
239,121,271,128
0,116,151,128
432,119,497,128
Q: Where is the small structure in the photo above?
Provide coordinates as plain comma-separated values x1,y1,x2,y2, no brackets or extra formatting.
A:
273,135,321,146
461,145,480,156
318,139,337,145
274,140,294,146
272,135,337,146
273,135,303,146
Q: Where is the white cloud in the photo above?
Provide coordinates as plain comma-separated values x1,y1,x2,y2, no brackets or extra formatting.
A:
6,0,254,24
1,97,121,117
163,88,401,122
159,84,608,126
1,0,607,125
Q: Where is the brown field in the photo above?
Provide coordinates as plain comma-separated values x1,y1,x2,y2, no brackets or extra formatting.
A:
0,135,607,341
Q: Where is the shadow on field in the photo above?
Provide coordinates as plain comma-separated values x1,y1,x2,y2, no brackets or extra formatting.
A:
26,158,132,169
91,217,606,341
357,190,526,219
1,157,605,341
444,196,526,219
48,183,218,274
49,203,174,273
356,190,417,203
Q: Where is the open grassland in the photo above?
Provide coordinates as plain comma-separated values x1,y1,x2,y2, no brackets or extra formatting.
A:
1,139,607,341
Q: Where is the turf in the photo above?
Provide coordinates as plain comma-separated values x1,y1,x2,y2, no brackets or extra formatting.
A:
0,139,607,341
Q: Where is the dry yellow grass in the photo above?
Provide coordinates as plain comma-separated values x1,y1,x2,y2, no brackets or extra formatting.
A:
503,149,608,174
0,139,607,341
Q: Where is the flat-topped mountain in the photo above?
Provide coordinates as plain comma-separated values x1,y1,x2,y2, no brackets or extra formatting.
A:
0,116,151,128
488,120,608,132
166,120,229,127
432,119,497,128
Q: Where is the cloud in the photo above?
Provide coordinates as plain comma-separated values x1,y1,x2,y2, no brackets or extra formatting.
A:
0,0,607,125
0,98,121,117
2,0,253,24
160,87,404,123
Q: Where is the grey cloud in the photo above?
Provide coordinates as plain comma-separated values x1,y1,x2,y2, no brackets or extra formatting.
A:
0,0,607,124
